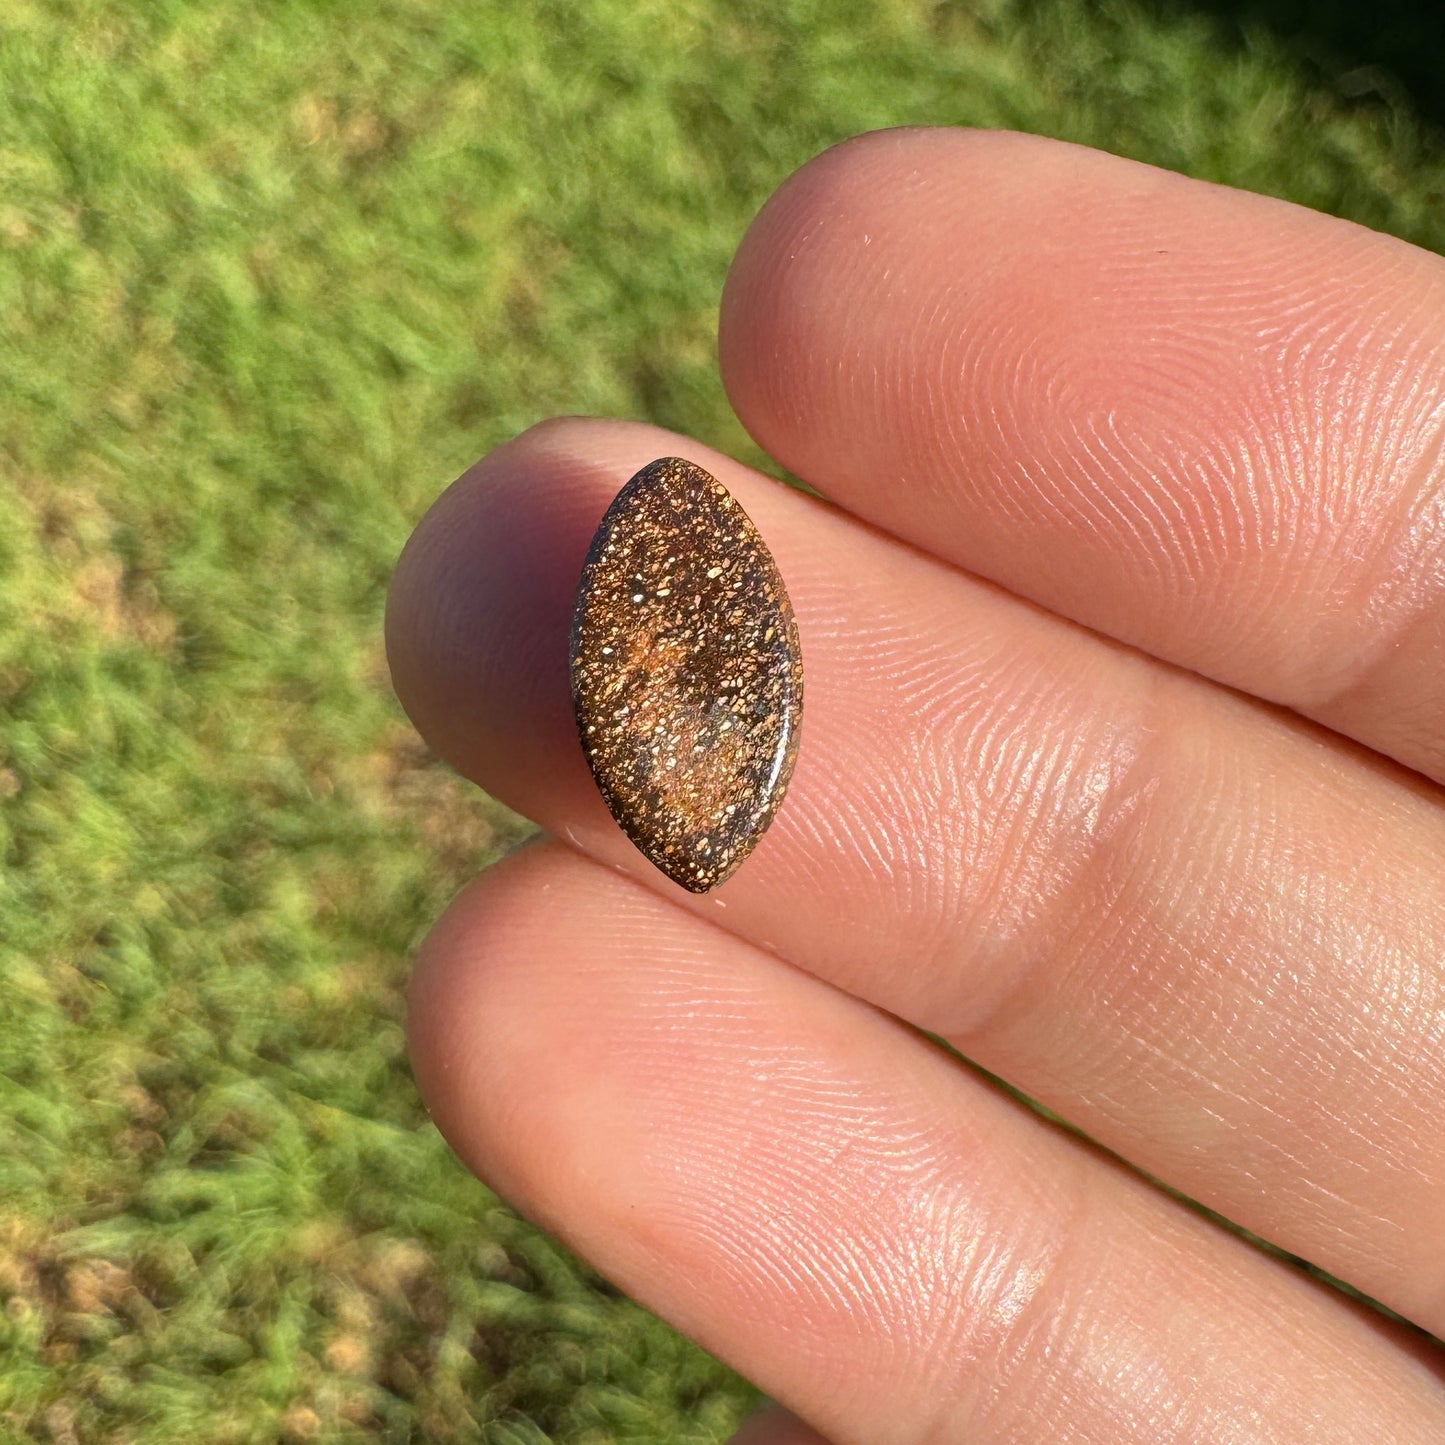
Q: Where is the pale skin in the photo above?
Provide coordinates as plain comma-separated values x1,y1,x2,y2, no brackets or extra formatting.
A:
386,129,1445,1443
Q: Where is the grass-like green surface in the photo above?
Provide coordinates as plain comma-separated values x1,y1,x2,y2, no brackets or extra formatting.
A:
0,1,1441,1439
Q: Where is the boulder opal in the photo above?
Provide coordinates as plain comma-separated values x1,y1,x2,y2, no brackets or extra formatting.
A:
569,457,803,893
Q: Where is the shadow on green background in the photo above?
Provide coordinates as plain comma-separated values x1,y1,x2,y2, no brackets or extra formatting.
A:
1173,0,1445,128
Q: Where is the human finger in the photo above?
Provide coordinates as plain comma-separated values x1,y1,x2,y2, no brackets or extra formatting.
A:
720,127,1445,782
386,416,1445,1334
409,841,1445,1445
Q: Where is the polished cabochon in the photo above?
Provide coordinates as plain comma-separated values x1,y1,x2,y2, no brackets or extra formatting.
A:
569,457,803,893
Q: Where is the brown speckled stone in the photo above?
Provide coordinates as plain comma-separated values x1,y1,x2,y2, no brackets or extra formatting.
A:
569,457,803,893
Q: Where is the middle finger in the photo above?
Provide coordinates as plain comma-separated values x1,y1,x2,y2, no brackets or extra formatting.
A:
386,415,1445,1334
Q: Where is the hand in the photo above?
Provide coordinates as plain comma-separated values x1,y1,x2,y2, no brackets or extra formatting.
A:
386,129,1445,1443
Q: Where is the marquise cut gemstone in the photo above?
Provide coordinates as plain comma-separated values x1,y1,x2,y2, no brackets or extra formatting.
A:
569,457,803,893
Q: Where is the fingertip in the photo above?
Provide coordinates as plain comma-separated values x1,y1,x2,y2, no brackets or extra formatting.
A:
719,127,1085,450
383,421,610,805
380,413,845,860
718,125,1445,782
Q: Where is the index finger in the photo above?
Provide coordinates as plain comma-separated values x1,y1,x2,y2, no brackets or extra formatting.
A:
720,127,1445,782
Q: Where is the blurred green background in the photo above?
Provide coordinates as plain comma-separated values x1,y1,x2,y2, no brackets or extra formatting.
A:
0,1,1440,1440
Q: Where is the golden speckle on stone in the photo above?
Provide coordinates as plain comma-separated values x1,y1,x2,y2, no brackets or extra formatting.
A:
568,457,804,893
